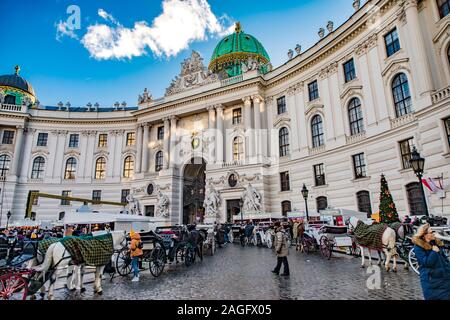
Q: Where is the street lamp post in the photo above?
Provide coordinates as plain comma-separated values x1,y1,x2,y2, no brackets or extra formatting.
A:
301,184,309,222
409,146,429,217
239,198,244,224
6,211,11,229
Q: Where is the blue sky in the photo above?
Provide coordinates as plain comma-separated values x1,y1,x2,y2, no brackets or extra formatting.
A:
0,0,356,107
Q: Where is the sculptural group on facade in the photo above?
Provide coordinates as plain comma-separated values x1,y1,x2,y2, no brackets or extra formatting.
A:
156,189,170,218
138,88,153,104
165,51,218,96
126,192,142,215
203,183,221,218
242,183,262,213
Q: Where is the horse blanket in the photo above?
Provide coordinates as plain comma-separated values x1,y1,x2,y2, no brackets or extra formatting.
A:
38,234,113,267
354,221,388,250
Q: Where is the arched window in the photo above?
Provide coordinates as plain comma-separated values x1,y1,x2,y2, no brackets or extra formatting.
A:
279,127,290,157
233,137,244,162
316,196,328,211
31,156,45,179
123,156,134,178
0,155,11,176
4,95,16,105
406,182,426,216
348,98,364,135
95,157,106,179
392,73,412,118
437,0,450,18
281,201,292,217
357,191,372,217
311,115,324,148
155,151,163,172
64,157,77,179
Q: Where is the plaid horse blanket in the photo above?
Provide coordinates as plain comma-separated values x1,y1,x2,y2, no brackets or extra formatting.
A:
354,221,388,251
38,234,113,267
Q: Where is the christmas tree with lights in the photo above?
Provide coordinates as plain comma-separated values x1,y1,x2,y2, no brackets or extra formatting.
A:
379,174,400,224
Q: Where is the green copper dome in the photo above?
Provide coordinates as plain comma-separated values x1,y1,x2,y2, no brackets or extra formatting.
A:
209,22,270,78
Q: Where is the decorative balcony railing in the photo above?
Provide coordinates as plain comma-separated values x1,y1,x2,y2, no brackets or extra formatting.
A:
222,160,243,168
432,86,450,104
309,145,326,156
0,103,24,112
221,75,243,87
390,112,416,129
346,132,366,144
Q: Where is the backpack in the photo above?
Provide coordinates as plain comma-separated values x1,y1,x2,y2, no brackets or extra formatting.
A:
137,240,144,249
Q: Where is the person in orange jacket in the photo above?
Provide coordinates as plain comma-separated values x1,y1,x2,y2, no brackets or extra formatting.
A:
129,230,143,282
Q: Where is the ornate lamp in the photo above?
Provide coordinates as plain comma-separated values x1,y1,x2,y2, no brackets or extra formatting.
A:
301,184,309,222
409,147,429,216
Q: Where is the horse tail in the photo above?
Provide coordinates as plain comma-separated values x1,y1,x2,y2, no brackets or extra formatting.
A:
34,243,55,272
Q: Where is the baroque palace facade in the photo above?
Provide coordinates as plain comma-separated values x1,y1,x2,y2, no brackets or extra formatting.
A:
1,0,450,226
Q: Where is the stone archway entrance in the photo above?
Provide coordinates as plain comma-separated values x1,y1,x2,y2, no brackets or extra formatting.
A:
182,158,206,225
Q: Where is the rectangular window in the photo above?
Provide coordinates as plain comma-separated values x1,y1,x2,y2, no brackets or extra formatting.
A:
144,205,155,217
2,130,15,144
314,164,326,186
438,0,450,18
308,81,319,101
277,96,287,114
92,190,102,202
280,171,290,192
69,134,79,148
399,138,414,169
343,59,356,83
353,153,367,179
384,28,401,57
98,134,108,147
61,190,72,206
36,133,48,147
232,108,242,125
121,189,130,204
157,127,164,140
30,190,39,205
126,132,136,146
445,117,450,148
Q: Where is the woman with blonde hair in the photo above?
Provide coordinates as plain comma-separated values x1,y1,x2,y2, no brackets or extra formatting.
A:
412,223,450,300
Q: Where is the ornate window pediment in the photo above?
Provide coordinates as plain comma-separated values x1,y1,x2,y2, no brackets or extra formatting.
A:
340,85,363,102
273,116,291,128
381,58,410,85
305,104,324,119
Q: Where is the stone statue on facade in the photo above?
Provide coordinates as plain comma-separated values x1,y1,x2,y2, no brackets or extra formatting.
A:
165,50,218,96
295,44,302,55
138,88,153,104
156,190,170,218
126,192,142,215
242,183,262,213
203,183,221,218
287,49,294,60
0,89,5,104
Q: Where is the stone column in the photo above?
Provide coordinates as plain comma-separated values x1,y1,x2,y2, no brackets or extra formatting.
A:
11,126,25,176
52,130,67,179
163,117,170,169
215,105,224,164
286,85,301,154
142,123,150,173
265,97,275,159
79,131,88,178
169,116,178,169
404,0,433,96
135,124,143,173
296,87,309,155
83,131,96,179
242,96,253,161
252,95,263,160
356,47,378,128
19,128,34,179
207,106,217,164
319,69,335,143
107,132,116,178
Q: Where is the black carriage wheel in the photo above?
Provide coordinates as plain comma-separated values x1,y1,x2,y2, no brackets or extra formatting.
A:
175,245,185,264
319,236,332,260
115,249,132,276
149,244,166,278
184,248,194,267
196,243,203,261
301,238,310,255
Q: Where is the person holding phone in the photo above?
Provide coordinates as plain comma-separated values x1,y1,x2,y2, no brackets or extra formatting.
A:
412,223,450,300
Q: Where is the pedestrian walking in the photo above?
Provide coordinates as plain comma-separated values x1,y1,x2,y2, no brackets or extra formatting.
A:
272,221,290,276
412,223,450,300
130,230,143,282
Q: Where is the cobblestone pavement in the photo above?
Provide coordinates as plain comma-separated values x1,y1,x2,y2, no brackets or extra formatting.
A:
53,244,423,300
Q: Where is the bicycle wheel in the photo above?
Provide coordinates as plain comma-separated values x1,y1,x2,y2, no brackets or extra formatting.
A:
115,248,132,276
149,243,166,278
0,274,28,300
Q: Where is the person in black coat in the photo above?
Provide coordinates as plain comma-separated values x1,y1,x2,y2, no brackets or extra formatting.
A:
412,223,450,300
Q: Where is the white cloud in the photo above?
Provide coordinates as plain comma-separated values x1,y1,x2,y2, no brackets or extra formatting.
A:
55,20,79,41
80,0,234,60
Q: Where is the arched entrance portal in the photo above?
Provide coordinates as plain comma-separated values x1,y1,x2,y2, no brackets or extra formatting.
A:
183,158,206,225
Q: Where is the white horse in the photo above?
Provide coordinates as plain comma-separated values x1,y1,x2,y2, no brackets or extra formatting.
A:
347,217,399,272
33,231,126,300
